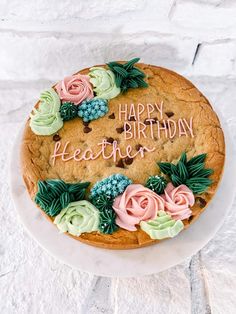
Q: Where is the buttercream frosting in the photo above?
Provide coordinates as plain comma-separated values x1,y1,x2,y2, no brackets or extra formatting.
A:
113,184,165,231
89,67,120,100
163,183,194,220
55,74,94,105
54,200,99,236
140,210,184,240
30,88,63,136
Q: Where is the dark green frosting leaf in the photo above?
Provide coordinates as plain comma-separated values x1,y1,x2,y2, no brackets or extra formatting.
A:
187,153,207,166
177,161,189,181
107,58,148,93
123,57,140,70
157,162,172,175
179,152,187,165
157,152,214,194
49,198,61,216
171,174,183,187
60,192,71,209
35,179,90,217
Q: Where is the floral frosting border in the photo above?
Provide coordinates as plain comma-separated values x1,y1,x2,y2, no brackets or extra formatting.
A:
35,152,213,240
30,57,214,241
29,58,148,136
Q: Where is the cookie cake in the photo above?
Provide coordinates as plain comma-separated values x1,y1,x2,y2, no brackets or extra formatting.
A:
20,58,225,249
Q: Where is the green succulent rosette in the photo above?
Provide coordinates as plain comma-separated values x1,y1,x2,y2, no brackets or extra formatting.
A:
54,200,99,236
30,88,63,135
140,210,184,240
88,67,120,100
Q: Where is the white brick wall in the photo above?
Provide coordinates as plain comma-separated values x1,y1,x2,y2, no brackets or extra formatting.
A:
1,1,236,314
0,0,235,82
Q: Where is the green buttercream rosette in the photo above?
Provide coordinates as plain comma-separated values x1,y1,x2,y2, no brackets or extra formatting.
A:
54,200,99,236
88,67,120,100
30,88,63,135
140,211,184,240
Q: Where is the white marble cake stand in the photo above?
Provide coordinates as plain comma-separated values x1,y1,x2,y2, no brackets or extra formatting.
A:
10,117,236,278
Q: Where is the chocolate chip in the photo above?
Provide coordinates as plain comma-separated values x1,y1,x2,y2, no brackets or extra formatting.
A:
83,126,92,133
116,127,124,134
144,118,151,125
106,137,114,144
83,121,90,127
165,111,174,118
188,215,194,223
124,124,130,131
152,117,158,124
108,113,115,119
144,118,157,125
53,134,61,141
135,144,143,151
124,157,133,165
195,197,207,208
116,159,124,168
160,122,168,128
128,116,136,121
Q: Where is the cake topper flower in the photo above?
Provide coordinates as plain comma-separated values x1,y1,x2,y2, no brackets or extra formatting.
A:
89,67,120,99
55,74,94,105
30,88,63,136
54,200,99,236
163,183,194,220
113,184,165,231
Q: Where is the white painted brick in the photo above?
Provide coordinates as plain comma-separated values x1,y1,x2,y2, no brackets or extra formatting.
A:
0,81,52,122
0,32,197,81
0,0,146,21
191,41,236,76
171,0,236,31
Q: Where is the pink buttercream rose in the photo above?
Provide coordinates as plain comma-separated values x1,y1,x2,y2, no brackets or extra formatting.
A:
163,183,194,220
55,74,94,105
113,184,165,231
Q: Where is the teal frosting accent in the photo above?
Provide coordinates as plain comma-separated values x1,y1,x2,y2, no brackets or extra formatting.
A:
89,67,120,99
30,88,63,136
90,174,132,200
35,179,90,217
78,98,108,122
140,211,184,240
54,200,99,236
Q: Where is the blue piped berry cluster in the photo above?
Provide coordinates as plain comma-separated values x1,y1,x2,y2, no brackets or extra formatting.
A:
78,98,108,122
90,174,132,199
